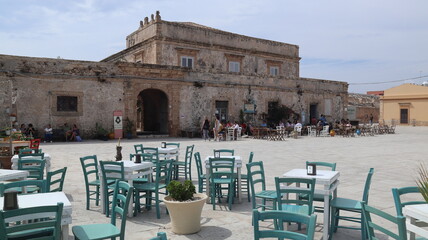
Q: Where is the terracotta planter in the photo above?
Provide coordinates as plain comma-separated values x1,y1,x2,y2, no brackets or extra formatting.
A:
164,193,207,234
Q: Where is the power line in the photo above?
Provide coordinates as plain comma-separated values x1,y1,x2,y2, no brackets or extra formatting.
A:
349,74,428,85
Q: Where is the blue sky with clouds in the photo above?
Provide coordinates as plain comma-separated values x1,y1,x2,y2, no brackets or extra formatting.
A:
1,0,427,93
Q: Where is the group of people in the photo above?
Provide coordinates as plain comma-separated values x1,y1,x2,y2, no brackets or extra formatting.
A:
62,123,81,142
10,122,81,142
201,116,243,141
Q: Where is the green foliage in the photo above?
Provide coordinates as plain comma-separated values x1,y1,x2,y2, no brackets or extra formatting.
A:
95,123,108,136
267,102,297,125
166,180,196,201
124,117,134,133
416,163,428,202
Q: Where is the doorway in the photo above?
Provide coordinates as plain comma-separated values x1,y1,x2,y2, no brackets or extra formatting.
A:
400,108,408,124
137,89,169,134
215,101,228,122
309,104,318,124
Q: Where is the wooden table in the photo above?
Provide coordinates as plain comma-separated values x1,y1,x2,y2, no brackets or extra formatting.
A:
403,204,428,240
99,160,154,217
0,140,30,153
0,192,72,240
283,169,340,240
11,153,52,176
0,169,29,181
204,156,242,203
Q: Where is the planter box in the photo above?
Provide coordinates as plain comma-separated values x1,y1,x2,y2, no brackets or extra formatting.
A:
0,155,12,169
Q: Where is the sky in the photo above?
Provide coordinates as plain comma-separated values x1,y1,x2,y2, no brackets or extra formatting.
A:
1,0,428,93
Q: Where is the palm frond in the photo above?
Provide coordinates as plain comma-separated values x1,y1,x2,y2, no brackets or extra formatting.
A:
416,162,428,202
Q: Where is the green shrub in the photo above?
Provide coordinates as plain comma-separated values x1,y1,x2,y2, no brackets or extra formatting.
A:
166,180,196,201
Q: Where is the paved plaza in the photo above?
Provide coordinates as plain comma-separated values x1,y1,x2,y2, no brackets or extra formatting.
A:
40,126,428,239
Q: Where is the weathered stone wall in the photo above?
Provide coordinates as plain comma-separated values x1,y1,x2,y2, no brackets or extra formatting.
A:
0,78,12,130
348,93,380,123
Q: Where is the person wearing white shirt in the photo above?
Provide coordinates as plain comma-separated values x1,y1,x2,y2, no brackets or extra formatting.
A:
44,124,53,142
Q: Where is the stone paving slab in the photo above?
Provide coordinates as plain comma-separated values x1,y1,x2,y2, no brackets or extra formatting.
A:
39,126,428,239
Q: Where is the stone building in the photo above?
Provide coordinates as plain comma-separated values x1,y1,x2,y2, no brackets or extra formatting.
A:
347,93,379,124
0,12,348,138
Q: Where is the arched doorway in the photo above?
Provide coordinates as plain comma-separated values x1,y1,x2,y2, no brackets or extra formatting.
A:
137,89,169,134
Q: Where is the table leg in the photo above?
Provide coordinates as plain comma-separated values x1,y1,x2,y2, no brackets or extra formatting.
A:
237,167,242,203
409,217,416,240
62,224,69,240
127,179,134,217
100,173,105,214
205,167,210,203
323,191,329,240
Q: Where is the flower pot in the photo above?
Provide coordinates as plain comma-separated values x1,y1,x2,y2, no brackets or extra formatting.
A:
164,193,207,234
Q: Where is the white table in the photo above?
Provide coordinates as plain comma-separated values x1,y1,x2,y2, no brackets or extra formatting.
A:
403,204,428,240
0,169,29,181
0,192,72,240
99,160,154,217
204,156,242,203
12,153,51,177
283,169,340,240
157,147,179,160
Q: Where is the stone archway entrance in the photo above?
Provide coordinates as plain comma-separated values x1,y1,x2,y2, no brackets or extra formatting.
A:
137,89,169,134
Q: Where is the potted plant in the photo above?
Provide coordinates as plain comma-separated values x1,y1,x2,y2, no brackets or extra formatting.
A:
416,163,428,202
124,117,134,139
95,123,109,141
164,180,207,234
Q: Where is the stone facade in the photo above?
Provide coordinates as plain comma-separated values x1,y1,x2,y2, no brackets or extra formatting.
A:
0,12,349,138
347,93,380,124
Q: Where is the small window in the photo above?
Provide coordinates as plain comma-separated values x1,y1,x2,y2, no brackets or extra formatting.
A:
270,66,279,76
229,61,240,73
57,96,78,112
181,56,194,68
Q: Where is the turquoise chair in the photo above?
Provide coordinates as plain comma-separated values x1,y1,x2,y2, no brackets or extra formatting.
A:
18,148,42,154
173,145,194,180
213,149,234,156
46,167,67,192
208,157,236,210
0,179,46,196
361,202,407,240
247,161,277,210
143,147,160,163
240,151,254,202
18,152,44,159
392,186,426,216
100,161,124,217
79,155,100,210
194,152,206,193
134,144,143,154
253,209,317,240
149,232,168,240
72,180,134,240
330,168,374,240
18,158,46,180
134,159,173,218
0,202,63,240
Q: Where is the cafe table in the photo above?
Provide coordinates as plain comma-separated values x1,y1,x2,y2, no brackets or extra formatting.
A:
0,140,30,149
157,147,179,160
204,156,242,203
0,191,72,240
0,169,29,181
99,160,154,217
11,153,52,176
283,169,340,240
403,204,428,240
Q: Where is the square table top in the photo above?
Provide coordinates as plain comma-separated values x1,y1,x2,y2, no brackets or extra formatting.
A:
403,203,428,222
0,169,29,181
283,169,340,185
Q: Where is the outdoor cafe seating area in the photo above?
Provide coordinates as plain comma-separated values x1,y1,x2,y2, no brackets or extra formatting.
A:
0,130,427,240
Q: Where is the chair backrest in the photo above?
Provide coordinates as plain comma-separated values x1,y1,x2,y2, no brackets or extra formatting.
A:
361,202,407,240
18,153,45,160
194,152,204,177
134,144,143,154
213,149,234,156
362,168,375,203
0,202,63,240
275,177,315,215
19,148,42,154
184,145,194,164
247,162,267,205
392,186,426,216
208,157,235,179
79,155,99,187
165,143,180,148
110,180,134,240
305,161,336,171
248,152,254,163
29,138,41,149
253,209,317,240
18,158,46,180
153,159,173,189
129,153,154,162
149,232,168,240
143,147,160,162
100,161,124,185
0,180,46,196
46,167,67,192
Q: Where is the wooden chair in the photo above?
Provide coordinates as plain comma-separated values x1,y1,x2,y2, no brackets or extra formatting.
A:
213,149,234,156
240,152,254,202
194,152,206,193
72,180,134,240
149,232,168,240
173,145,194,180
0,202,63,240
18,158,46,180
134,144,143,154
253,209,317,240
208,157,236,210
46,167,67,192
0,180,46,196
99,161,124,217
392,186,426,216
247,161,277,210
29,138,41,150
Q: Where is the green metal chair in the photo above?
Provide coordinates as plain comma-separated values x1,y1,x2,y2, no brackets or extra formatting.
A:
330,168,374,240
0,179,46,196
72,180,134,240
134,144,143,154
361,202,407,240
208,157,236,210
173,145,194,180
194,152,206,193
46,167,67,192
133,159,173,218
18,158,46,180
100,161,124,217
79,155,100,210
247,161,277,210
149,232,168,240
392,186,426,216
253,209,317,240
0,202,63,240
213,149,234,156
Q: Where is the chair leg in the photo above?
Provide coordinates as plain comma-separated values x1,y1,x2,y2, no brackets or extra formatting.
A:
155,193,160,219
96,185,100,206
247,180,250,202
211,183,216,210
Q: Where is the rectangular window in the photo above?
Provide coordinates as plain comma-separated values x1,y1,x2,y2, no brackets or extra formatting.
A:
229,61,240,72
57,96,78,112
215,101,229,121
400,108,408,124
270,66,279,76
181,56,194,68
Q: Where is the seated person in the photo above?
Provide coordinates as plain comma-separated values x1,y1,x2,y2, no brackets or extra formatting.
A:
69,124,80,141
63,123,72,141
218,122,225,140
26,123,36,137
44,124,53,143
